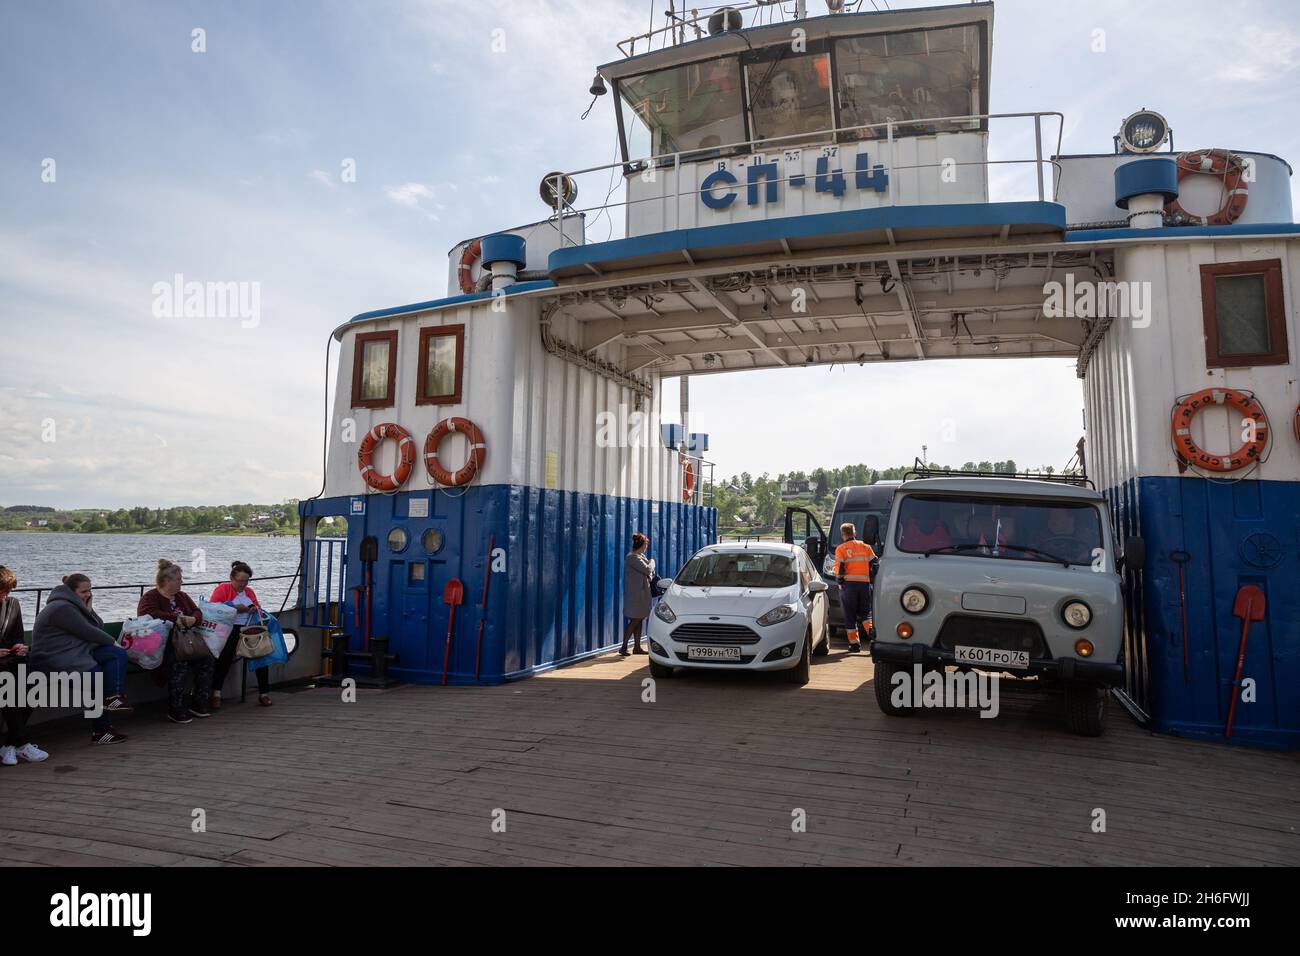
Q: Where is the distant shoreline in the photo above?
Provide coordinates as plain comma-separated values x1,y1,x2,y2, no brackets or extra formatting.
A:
0,529,345,538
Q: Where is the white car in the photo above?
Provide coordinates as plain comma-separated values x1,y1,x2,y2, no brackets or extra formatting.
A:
646,542,830,685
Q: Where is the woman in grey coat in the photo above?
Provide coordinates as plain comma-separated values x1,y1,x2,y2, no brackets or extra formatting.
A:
621,532,655,656
29,574,133,744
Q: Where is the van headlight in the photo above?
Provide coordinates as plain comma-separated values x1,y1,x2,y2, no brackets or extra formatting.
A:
900,587,928,613
654,602,676,624
756,604,797,627
822,555,837,576
1062,601,1091,629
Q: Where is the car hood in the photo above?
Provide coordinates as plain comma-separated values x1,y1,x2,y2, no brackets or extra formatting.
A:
665,584,796,618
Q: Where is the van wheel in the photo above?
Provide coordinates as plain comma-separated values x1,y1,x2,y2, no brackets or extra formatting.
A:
813,618,831,656
788,632,812,685
649,659,675,679
1064,683,1107,737
873,659,913,716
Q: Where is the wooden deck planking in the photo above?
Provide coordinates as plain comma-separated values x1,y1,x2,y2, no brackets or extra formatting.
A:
0,646,1296,866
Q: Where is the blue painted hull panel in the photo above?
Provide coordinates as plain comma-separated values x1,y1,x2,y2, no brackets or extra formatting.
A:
1108,476,1300,750
303,486,716,686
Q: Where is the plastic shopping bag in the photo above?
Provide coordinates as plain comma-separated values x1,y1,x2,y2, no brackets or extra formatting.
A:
119,616,170,670
248,610,290,671
196,599,238,659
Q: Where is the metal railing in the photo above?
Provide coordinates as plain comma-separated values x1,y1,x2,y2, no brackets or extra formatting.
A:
547,111,1065,247
617,0,848,58
683,454,717,507
13,573,302,618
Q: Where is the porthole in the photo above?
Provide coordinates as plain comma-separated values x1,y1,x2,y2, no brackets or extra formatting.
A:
422,528,445,554
387,527,408,553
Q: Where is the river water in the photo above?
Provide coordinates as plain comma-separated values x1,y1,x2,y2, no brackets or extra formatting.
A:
0,532,307,623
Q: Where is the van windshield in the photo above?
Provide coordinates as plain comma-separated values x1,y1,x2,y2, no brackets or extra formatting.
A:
894,495,1103,566
677,552,797,589
831,509,887,547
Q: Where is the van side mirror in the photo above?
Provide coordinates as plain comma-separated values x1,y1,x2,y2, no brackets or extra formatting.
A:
862,514,880,546
1122,536,1146,571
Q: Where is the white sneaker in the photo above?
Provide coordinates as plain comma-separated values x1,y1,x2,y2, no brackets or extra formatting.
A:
16,743,49,763
0,746,15,767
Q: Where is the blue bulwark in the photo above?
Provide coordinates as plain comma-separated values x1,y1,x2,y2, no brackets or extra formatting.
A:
1107,475,1300,750
1114,157,1179,209
549,202,1067,279
301,485,717,685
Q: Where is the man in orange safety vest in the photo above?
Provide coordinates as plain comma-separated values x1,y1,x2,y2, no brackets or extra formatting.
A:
834,522,877,653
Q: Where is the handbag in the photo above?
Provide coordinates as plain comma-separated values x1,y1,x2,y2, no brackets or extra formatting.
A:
236,610,275,660
172,625,211,662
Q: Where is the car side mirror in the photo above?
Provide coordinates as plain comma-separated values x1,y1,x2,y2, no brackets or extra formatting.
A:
808,580,829,594
862,514,880,546
653,576,672,596
1122,535,1146,571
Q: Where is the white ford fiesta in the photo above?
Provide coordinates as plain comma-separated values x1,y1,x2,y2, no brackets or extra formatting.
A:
646,542,830,685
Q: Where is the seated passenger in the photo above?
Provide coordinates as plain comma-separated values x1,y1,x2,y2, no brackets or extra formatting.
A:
901,504,953,551
139,559,214,724
208,560,271,709
1042,508,1094,564
1,565,48,764
29,573,133,746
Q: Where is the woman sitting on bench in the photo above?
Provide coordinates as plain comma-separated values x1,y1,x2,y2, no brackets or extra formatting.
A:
208,560,272,709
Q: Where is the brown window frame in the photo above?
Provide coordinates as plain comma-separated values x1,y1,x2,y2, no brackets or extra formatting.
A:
1200,259,1289,368
416,324,466,406
351,330,399,409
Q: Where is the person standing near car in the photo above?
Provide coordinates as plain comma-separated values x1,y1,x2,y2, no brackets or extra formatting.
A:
621,532,654,656
833,523,876,653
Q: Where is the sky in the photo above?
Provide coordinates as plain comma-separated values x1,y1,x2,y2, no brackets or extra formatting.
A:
1,0,1298,507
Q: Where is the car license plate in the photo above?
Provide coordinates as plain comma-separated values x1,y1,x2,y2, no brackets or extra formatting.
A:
687,645,741,661
954,645,1030,670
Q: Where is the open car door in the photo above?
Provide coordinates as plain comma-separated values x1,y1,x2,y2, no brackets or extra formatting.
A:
783,506,828,571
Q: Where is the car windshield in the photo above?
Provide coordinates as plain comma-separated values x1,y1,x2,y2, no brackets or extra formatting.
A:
894,494,1104,566
677,552,797,588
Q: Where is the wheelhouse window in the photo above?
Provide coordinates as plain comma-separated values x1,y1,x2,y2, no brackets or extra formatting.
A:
1200,259,1289,367
416,324,465,405
677,552,797,589
894,495,1103,567
835,25,981,140
744,45,834,146
620,58,746,160
351,330,398,409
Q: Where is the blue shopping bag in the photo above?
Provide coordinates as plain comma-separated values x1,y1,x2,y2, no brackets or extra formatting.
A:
248,610,290,671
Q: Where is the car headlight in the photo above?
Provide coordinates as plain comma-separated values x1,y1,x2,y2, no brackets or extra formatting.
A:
1062,601,1091,629
822,555,836,576
900,587,928,613
756,604,797,627
654,602,676,624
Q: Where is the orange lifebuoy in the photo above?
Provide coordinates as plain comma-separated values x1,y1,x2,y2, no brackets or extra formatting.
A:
1170,388,1269,472
1293,404,1300,444
358,423,416,492
425,417,487,487
682,457,696,503
1164,150,1249,226
457,239,481,295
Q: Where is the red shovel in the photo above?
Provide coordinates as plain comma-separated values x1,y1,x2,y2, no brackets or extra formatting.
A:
1224,584,1266,738
441,578,465,687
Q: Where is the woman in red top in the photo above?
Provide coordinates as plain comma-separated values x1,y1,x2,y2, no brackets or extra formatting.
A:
138,559,213,724
208,561,271,709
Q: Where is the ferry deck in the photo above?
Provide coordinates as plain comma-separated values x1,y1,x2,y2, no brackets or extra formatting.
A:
6,0,1300,869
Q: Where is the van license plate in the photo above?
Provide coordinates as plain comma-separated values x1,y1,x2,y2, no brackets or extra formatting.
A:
954,645,1030,669
687,646,741,661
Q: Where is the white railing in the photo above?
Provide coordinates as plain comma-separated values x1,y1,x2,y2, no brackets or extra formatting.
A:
617,1,870,58
546,111,1065,247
